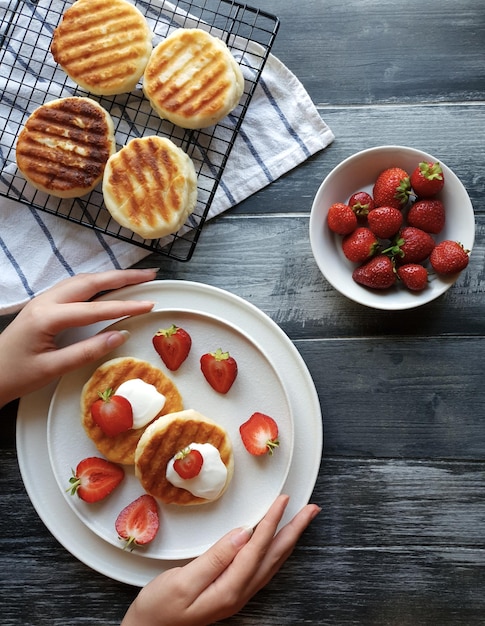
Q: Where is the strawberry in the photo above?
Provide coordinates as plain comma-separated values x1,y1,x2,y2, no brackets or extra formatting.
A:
352,255,397,289
68,457,124,503
342,227,379,263
115,494,159,550
430,240,470,274
372,167,411,209
410,161,445,197
392,226,436,263
397,264,428,291
327,202,357,235
173,446,203,479
152,324,192,371
407,199,445,234
348,191,374,216
239,412,279,456
200,348,238,393
367,206,403,239
91,388,133,437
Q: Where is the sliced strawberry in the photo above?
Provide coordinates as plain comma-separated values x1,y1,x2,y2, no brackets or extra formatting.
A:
115,495,160,550
91,388,133,437
68,457,124,503
200,348,238,394
173,447,204,479
239,412,279,456
152,324,192,371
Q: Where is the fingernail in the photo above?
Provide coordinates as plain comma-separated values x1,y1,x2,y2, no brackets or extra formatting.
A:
310,505,322,520
106,329,130,348
231,526,253,548
142,268,161,273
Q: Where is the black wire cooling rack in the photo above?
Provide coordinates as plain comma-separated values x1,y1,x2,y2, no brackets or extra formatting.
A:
0,0,279,260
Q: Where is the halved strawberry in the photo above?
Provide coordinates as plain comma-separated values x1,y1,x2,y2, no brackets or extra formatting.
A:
68,457,124,503
200,348,238,394
239,412,279,456
115,494,160,550
152,324,192,371
91,388,133,437
173,446,204,479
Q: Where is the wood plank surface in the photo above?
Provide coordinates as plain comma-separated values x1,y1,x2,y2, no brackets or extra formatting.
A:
1,0,485,623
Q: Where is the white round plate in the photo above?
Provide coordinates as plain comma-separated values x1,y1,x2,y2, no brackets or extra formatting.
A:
47,308,294,560
16,280,323,586
309,145,475,310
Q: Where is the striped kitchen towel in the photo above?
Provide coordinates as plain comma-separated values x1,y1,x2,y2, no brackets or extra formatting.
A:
0,1,334,315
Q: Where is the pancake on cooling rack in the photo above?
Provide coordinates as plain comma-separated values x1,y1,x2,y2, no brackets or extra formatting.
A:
102,135,198,239
81,357,183,465
135,409,234,506
143,28,245,129
16,96,116,198
51,0,153,96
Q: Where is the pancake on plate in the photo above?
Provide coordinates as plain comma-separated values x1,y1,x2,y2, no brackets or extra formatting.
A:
143,28,245,129
135,409,234,506
16,96,116,198
102,135,198,239
81,357,183,465
51,0,153,96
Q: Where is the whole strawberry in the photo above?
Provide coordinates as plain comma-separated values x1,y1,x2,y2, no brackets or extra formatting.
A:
327,202,357,235
394,226,436,264
410,161,444,198
430,240,470,274
342,227,379,263
373,167,411,209
367,206,403,239
397,263,428,291
352,255,397,289
348,191,374,216
407,199,445,234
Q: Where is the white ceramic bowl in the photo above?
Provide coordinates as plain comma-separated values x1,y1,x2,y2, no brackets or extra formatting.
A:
309,145,475,310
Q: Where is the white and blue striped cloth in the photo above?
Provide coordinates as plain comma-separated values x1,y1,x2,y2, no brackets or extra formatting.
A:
0,7,333,314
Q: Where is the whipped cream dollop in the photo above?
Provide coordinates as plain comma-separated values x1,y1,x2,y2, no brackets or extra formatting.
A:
115,378,166,430
166,442,227,500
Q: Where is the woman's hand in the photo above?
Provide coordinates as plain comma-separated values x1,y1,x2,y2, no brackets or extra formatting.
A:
0,269,157,406
122,494,321,626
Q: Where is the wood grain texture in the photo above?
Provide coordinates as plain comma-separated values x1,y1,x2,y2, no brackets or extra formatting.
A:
1,0,485,623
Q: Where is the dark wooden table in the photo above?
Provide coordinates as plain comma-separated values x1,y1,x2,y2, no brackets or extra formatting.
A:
2,0,485,624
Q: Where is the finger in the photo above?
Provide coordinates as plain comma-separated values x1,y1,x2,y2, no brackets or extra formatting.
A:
43,299,155,335
39,269,158,304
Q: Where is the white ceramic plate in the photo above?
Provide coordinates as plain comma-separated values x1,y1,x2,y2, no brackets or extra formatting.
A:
17,280,323,586
309,145,475,310
47,308,294,560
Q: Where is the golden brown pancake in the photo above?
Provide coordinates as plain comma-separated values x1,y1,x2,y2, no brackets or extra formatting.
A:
51,0,153,96
143,28,245,129
81,357,183,465
102,135,198,239
16,96,116,198
135,409,234,506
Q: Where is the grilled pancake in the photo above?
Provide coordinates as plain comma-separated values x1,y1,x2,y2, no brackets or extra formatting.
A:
102,136,198,239
16,97,115,198
81,357,183,465
51,0,152,96
135,409,234,506
143,28,245,129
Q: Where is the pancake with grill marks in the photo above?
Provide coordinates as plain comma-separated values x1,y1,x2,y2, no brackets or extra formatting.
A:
135,409,234,506
51,0,153,96
102,136,198,239
81,357,183,465
16,97,116,198
143,28,245,129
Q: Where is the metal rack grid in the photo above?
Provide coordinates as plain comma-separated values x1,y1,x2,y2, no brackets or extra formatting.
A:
0,0,279,260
